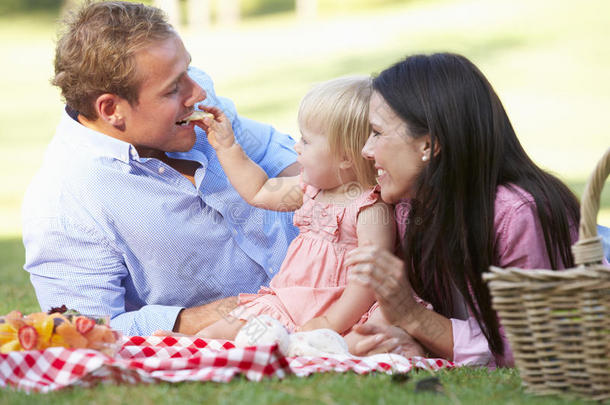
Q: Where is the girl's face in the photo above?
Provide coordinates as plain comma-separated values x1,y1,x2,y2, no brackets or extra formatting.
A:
294,125,346,190
362,91,428,203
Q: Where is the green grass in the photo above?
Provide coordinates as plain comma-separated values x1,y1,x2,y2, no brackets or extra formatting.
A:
0,369,593,405
1,0,610,402
0,237,601,402
0,238,597,405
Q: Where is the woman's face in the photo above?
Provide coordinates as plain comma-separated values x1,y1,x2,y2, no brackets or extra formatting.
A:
362,91,428,203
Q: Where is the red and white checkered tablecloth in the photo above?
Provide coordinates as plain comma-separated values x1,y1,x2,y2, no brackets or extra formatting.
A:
0,336,455,393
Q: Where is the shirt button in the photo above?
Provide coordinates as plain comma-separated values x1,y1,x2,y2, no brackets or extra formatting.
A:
130,149,138,157
269,267,274,274
158,166,166,174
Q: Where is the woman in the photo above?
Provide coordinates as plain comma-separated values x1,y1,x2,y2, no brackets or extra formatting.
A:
346,53,580,367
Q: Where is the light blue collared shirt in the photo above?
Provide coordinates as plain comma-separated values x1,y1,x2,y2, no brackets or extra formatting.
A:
22,68,298,336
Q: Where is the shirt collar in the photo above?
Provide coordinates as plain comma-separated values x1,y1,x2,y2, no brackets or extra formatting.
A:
55,106,136,164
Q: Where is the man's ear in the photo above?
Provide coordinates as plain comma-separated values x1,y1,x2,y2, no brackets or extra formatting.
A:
94,93,126,129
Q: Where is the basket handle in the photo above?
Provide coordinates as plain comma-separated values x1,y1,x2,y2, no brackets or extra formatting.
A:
571,147,610,266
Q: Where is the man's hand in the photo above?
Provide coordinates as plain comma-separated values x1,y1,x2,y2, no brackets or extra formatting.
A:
172,296,237,335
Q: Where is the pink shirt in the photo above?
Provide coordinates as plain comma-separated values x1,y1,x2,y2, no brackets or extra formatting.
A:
395,185,578,368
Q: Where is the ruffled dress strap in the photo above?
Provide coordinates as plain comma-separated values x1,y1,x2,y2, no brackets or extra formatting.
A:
299,173,321,200
352,184,382,218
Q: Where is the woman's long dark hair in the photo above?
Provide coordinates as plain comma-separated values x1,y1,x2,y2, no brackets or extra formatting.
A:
373,53,580,355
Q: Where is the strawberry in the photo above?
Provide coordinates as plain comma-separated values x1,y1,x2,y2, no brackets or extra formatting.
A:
18,325,38,350
74,316,95,335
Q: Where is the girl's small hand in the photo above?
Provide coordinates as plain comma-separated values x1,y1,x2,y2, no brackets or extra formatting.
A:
196,106,235,150
345,244,418,327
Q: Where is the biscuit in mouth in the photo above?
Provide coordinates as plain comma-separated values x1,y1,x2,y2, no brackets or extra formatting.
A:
176,110,214,125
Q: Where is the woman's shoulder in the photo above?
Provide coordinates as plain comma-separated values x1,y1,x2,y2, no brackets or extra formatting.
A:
494,184,535,214
493,184,550,268
494,184,539,236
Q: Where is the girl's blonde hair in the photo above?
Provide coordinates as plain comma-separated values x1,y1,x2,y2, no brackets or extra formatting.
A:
298,76,376,187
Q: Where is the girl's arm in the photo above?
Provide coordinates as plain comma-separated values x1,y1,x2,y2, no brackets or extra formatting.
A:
301,201,396,334
198,106,303,211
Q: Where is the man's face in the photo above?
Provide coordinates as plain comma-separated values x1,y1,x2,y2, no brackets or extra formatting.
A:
121,34,205,158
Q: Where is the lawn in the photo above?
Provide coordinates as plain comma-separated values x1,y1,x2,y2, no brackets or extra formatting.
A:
1,0,609,402
0,234,596,405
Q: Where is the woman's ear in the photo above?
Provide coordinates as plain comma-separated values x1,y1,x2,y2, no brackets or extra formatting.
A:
420,134,440,161
95,93,125,129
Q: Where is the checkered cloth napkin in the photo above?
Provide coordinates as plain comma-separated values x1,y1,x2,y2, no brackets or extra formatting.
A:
0,336,455,393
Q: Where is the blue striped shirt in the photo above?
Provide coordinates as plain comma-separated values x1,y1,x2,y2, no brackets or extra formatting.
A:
22,67,298,336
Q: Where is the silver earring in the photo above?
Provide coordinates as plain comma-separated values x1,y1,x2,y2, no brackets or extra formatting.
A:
422,155,428,162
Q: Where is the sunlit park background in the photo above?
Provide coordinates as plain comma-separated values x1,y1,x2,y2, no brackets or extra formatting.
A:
1,0,609,239
0,0,609,402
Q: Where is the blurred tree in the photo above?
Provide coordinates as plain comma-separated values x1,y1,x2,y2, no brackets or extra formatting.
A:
60,0,81,17
217,0,240,26
154,0,181,28
296,0,317,20
0,0,60,15
187,0,211,31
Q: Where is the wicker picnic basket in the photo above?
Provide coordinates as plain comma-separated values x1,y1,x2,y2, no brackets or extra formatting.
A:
484,148,610,401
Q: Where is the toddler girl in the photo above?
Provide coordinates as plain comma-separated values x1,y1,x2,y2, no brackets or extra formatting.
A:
194,76,395,344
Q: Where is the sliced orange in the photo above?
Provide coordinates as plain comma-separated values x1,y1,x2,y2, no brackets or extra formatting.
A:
55,322,88,349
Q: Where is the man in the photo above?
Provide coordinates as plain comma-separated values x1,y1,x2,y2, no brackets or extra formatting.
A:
22,1,299,336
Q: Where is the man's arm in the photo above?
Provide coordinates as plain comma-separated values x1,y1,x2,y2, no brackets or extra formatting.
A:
24,218,182,336
172,296,237,334
277,162,301,177
232,114,298,178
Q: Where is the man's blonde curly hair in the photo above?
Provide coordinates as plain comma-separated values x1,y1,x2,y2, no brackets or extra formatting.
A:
53,1,175,119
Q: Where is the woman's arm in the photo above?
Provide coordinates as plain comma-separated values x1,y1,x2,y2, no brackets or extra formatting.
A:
345,245,454,359
198,106,303,211
301,202,396,334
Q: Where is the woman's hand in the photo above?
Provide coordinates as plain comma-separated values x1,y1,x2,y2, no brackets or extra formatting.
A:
345,245,419,327
196,106,235,150
346,245,455,360
347,323,425,358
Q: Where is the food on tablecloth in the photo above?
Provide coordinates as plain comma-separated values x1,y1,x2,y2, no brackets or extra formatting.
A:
0,308,120,355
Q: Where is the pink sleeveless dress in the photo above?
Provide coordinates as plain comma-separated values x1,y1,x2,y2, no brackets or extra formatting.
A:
229,182,380,333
